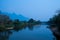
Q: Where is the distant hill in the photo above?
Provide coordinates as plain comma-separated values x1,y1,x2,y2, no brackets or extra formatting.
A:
1,12,29,21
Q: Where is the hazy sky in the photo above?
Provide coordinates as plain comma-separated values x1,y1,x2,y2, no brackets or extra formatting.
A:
0,0,60,21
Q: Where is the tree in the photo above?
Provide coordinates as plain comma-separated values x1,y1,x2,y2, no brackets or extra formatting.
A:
13,19,20,26
28,18,35,23
13,19,21,30
48,10,60,31
0,14,10,24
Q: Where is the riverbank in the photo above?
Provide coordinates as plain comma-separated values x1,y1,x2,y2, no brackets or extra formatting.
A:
47,25,60,40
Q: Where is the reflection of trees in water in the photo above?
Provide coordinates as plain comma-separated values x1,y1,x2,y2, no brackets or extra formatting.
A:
28,25,34,30
13,25,27,32
27,24,40,30
14,24,35,31
48,25,60,40
14,25,34,31
0,30,12,40
53,32,60,40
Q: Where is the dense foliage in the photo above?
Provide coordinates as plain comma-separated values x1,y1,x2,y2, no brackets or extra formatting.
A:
0,11,41,31
48,10,60,31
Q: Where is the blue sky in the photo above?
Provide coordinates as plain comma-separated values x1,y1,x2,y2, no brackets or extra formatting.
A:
0,0,60,21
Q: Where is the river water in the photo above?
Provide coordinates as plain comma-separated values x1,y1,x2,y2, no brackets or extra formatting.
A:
0,24,56,40
8,25,55,40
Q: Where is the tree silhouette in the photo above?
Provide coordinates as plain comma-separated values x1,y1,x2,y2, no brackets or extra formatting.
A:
28,18,35,23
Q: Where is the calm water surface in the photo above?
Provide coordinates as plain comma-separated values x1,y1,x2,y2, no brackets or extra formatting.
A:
8,25,55,40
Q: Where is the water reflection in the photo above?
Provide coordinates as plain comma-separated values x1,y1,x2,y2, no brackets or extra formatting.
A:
0,30,12,40
28,24,34,30
48,25,60,40
0,24,55,40
14,24,36,31
0,25,36,40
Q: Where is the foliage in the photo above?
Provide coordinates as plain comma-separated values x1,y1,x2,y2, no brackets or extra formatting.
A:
48,10,60,31
0,11,41,31
48,13,60,25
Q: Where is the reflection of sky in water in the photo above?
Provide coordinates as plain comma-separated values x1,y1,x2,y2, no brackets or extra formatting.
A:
9,25,54,40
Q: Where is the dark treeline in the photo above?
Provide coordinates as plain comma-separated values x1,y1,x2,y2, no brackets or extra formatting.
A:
48,10,60,31
48,10,60,40
0,30,12,40
0,11,41,31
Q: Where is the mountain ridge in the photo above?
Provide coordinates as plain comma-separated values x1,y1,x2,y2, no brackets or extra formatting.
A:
1,12,29,21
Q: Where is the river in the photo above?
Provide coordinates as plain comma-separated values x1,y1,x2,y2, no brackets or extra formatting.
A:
0,24,56,40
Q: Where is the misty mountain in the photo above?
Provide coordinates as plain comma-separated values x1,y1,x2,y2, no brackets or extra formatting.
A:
1,12,29,21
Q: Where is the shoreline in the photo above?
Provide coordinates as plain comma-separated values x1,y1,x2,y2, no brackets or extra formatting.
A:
47,26,60,40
